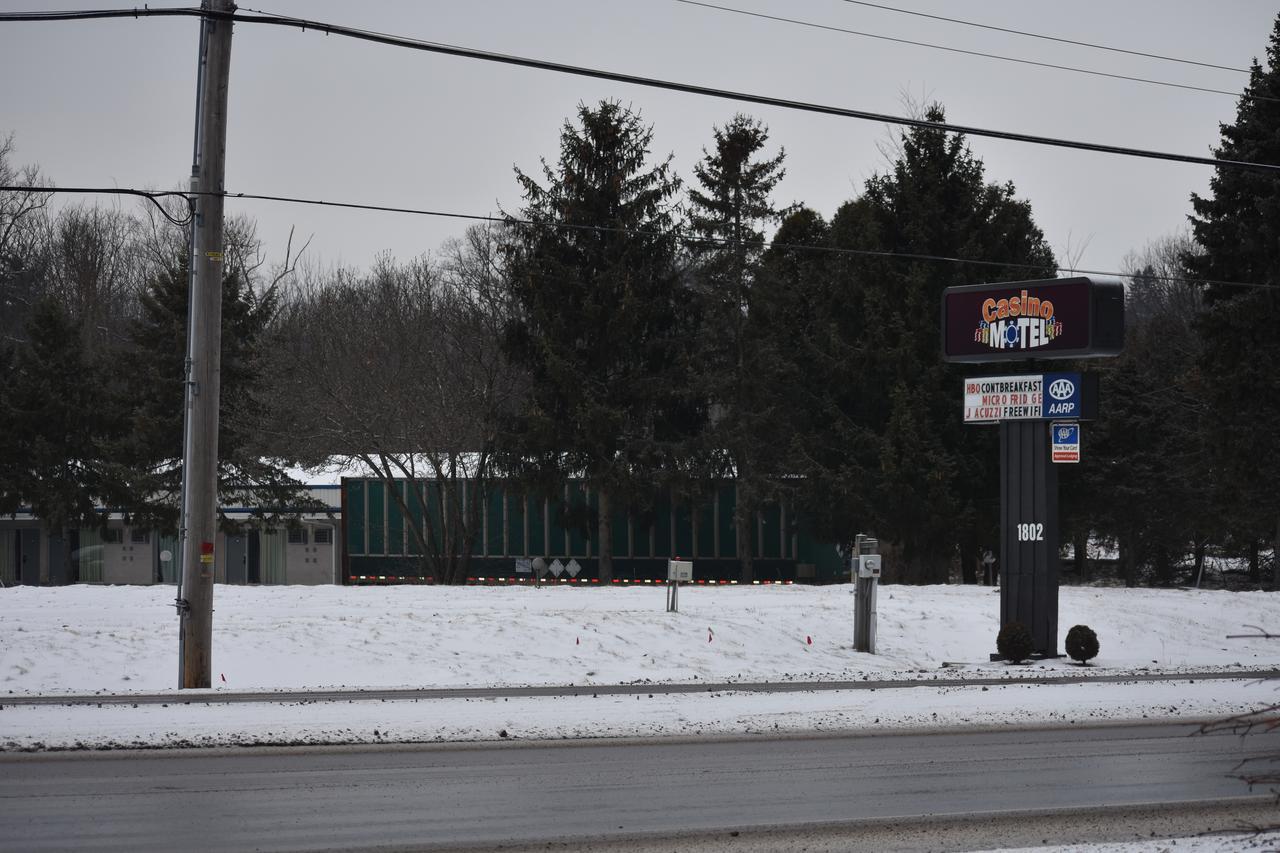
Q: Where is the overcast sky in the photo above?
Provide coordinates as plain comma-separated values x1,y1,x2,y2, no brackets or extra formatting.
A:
3,0,1276,278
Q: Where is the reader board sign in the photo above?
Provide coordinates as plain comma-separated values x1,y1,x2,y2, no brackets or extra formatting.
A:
1051,422,1080,463
963,372,1095,423
942,276,1124,362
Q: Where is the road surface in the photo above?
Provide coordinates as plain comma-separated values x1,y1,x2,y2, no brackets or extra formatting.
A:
0,722,1269,851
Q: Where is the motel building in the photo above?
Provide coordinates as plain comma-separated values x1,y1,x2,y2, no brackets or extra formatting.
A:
0,471,341,587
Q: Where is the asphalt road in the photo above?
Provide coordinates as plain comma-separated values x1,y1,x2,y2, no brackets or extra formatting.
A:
0,723,1270,852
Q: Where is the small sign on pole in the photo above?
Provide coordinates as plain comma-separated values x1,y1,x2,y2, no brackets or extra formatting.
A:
666,559,691,612
1051,422,1080,463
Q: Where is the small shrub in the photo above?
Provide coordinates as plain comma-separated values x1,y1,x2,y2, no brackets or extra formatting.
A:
997,622,1034,664
1065,624,1100,665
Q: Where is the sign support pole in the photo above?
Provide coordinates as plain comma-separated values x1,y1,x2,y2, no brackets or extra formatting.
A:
998,421,1060,657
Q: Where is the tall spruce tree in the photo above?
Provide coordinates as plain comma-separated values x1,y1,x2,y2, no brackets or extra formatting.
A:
817,106,1056,582
1186,15,1280,586
752,208,884,556
0,341,15,517
2,296,128,542
118,256,295,531
501,101,689,582
1074,264,1207,586
687,114,786,582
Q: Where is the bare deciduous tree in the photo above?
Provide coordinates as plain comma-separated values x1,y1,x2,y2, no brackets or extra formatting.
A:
39,202,142,355
0,134,52,344
268,223,525,583
1121,230,1204,325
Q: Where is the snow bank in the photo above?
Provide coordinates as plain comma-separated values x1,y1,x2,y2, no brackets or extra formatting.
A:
3,584,1278,694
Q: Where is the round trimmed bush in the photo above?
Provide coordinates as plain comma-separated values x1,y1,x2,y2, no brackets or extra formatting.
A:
1065,624,1100,665
997,622,1034,664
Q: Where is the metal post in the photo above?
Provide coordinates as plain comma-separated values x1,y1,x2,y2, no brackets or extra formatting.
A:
178,0,234,689
853,535,880,654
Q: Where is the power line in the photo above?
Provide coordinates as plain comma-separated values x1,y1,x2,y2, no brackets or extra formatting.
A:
837,0,1252,75
208,190,1272,290
0,184,194,226
675,0,1271,103
2,6,1277,174
4,183,1270,292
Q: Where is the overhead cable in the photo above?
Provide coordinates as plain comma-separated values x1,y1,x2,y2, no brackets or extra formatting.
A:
676,0,1270,103
1,6,1276,173
0,185,194,226
837,0,1251,74
3,183,1267,292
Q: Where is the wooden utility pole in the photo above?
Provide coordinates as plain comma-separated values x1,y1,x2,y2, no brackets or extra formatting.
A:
178,0,234,689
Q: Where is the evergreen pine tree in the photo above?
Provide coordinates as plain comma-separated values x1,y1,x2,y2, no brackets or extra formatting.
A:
687,114,786,582
118,256,295,531
3,296,127,539
501,101,689,582
752,208,882,557
1069,250,1209,587
0,340,20,517
820,105,1056,581
1186,15,1280,584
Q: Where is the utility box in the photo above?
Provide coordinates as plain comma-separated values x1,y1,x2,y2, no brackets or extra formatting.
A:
666,560,691,613
857,554,882,578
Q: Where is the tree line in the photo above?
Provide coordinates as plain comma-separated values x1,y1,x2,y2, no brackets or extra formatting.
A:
2,17,1278,587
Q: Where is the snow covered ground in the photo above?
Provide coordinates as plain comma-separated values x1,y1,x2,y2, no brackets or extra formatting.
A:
2,583,1279,751
7,583,1280,694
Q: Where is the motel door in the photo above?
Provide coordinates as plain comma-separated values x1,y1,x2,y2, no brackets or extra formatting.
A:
224,534,248,584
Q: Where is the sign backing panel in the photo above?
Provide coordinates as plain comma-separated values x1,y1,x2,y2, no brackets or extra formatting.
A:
943,276,1124,362
962,373,1096,423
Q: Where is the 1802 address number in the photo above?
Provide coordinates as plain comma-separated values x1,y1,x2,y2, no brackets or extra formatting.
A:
1016,523,1044,542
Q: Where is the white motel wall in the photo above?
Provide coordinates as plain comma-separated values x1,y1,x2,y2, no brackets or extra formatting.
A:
0,483,341,587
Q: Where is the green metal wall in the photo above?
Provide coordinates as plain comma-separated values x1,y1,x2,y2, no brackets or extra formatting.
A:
343,477,844,581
